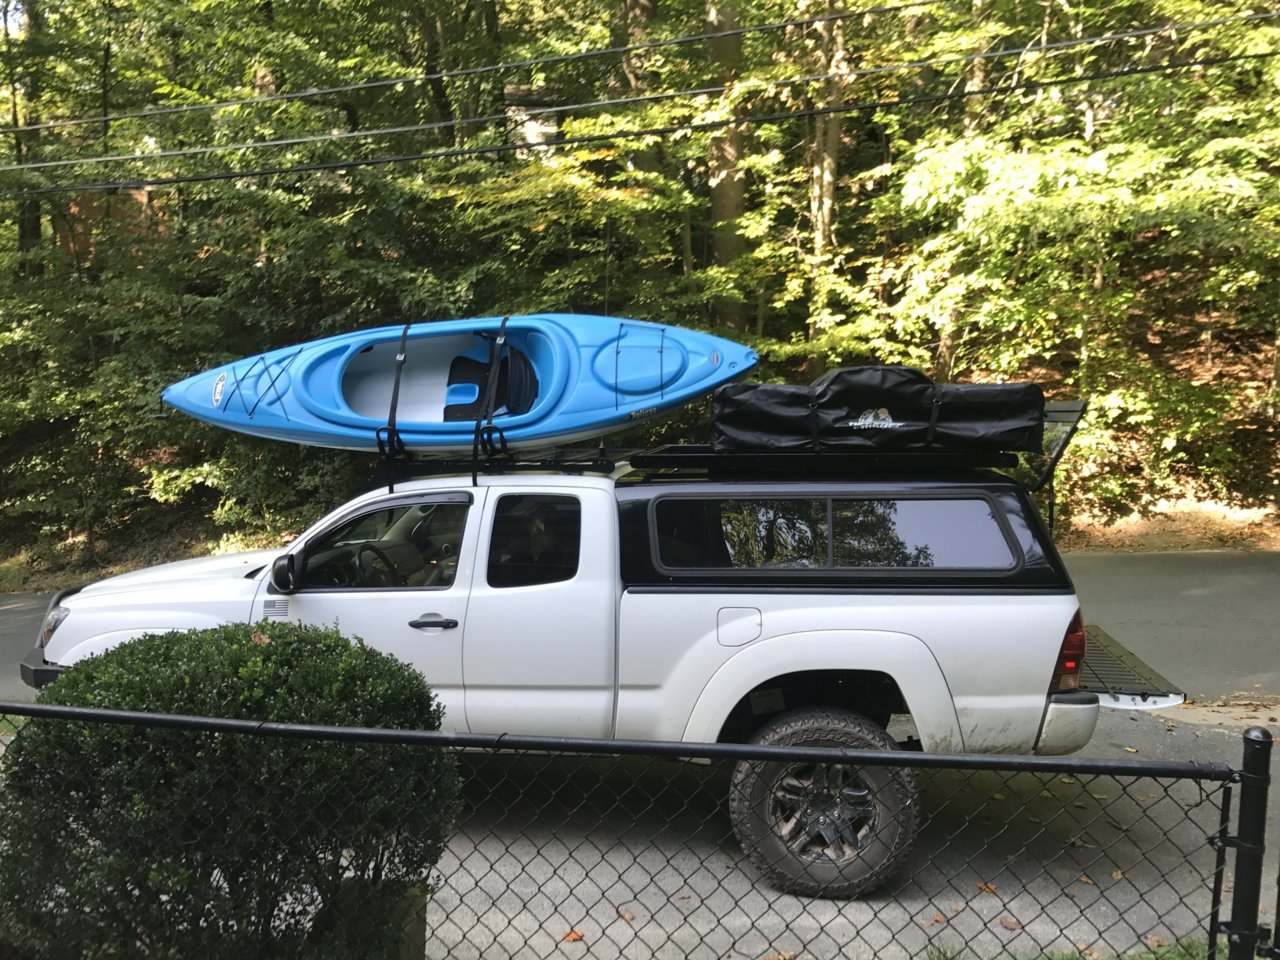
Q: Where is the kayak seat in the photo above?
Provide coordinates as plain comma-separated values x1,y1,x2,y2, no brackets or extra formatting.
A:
443,347,540,422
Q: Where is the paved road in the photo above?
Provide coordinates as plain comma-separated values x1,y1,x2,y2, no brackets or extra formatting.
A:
1065,551,1280,701
0,591,45,702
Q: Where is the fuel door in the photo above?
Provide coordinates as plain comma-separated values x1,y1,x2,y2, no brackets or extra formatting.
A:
717,607,762,648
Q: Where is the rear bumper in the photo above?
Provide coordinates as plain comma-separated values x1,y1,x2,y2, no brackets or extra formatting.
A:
1034,691,1099,756
20,646,64,689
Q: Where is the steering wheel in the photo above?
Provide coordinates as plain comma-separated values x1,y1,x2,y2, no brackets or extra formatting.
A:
356,542,399,588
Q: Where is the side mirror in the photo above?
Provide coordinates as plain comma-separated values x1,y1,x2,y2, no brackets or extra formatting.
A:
270,555,299,595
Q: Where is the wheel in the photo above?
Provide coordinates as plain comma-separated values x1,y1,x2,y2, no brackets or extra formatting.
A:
728,708,918,899
356,543,398,587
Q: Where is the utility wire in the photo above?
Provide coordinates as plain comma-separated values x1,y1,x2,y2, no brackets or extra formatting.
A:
0,0,948,136
2,49,1271,200
3,9,1272,175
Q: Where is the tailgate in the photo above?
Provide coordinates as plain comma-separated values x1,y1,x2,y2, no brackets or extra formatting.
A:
1080,626,1185,710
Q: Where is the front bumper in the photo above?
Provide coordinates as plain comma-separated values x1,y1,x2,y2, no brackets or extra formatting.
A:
20,645,64,689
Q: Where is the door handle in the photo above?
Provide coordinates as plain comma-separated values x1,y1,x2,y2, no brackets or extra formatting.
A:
408,617,459,630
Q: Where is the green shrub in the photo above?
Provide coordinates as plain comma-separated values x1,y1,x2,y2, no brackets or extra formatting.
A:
0,622,461,960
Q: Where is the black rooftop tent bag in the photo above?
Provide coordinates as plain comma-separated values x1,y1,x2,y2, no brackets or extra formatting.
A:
710,366,1044,454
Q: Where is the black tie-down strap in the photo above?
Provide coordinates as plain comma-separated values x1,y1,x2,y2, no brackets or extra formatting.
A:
376,322,413,460
471,316,512,464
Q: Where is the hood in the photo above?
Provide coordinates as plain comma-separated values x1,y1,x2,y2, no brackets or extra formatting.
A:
74,549,282,599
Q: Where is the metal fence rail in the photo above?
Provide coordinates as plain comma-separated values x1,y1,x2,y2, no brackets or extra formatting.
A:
0,702,1266,960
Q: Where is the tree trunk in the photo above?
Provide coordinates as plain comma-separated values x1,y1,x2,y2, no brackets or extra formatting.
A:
707,0,746,330
806,5,846,376
964,0,987,133
423,19,457,137
616,0,657,90
5,0,44,279
1272,322,1280,414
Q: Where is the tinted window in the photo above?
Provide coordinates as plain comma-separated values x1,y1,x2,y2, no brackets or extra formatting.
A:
487,494,581,588
834,499,1013,569
656,496,1014,572
719,498,828,569
302,501,469,589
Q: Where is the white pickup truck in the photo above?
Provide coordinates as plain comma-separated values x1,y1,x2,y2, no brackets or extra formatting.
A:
21,449,1182,897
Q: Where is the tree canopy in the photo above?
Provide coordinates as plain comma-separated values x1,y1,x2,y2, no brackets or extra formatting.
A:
0,0,1276,569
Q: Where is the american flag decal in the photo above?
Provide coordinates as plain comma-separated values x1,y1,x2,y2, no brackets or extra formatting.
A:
262,599,289,620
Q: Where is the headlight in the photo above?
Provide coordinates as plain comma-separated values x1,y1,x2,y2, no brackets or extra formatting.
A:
40,606,69,647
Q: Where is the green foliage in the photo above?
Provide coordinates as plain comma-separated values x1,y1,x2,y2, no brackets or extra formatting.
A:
0,621,461,959
0,0,1276,566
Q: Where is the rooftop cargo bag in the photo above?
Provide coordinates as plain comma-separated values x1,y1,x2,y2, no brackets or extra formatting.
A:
710,366,1044,454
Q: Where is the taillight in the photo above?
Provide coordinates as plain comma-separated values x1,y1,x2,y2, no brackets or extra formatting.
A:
1049,611,1087,692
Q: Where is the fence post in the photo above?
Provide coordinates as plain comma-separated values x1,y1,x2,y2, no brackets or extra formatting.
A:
1227,727,1273,960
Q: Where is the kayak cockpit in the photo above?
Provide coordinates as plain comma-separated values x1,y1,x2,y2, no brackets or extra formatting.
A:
441,347,539,421
340,329,543,426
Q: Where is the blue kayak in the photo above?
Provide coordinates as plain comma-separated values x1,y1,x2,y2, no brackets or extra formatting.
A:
162,314,758,453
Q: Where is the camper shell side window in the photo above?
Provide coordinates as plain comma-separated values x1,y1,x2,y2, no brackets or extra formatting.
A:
649,491,1020,577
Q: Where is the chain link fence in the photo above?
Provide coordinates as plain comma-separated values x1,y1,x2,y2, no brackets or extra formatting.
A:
0,704,1262,960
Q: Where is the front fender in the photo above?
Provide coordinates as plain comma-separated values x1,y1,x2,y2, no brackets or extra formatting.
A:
58,620,230,667
681,629,965,753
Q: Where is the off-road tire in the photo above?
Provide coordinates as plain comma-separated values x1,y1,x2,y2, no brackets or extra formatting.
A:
729,707,918,899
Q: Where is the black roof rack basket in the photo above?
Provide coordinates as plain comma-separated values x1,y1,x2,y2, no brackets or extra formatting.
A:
630,399,1085,486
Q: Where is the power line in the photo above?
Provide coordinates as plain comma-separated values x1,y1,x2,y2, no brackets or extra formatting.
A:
2,49,1270,200
0,0,949,136
3,9,1272,175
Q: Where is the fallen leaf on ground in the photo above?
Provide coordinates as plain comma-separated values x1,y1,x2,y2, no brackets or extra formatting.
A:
761,952,797,960
977,882,998,894
1111,870,1124,880
919,913,946,927
1079,948,1102,960
1123,746,1139,753
1000,916,1021,930
992,792,1006,800
616,907,635,922
1060,776,1078,784
562,931,584,943
1078,874,1095,885
1144,935,1166,949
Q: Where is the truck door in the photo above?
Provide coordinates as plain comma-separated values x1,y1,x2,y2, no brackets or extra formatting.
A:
462,488,617,737
252,490,483,732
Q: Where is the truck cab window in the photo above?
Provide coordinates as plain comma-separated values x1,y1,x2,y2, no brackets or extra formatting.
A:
487,494,581,588
301,501,469,590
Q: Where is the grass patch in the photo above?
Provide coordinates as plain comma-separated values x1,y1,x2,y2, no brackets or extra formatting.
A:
0,551,31,593
0,715,26,737
0,510,229,593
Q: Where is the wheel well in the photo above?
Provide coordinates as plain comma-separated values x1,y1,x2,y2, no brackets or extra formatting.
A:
716,670,910,744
